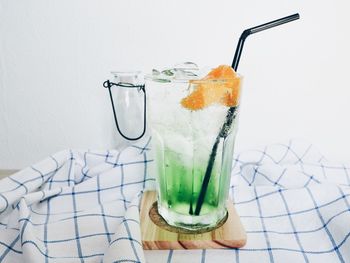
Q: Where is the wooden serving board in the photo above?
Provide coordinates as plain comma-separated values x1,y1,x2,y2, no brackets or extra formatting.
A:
140,191,246,250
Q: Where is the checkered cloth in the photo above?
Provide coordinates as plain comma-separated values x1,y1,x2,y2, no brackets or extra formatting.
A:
0,138,349,262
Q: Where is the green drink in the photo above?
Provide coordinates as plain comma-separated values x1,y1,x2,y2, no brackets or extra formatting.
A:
147,65,241,230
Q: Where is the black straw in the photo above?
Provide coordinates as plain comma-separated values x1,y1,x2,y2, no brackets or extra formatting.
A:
193,13,300,216
232,13,300,70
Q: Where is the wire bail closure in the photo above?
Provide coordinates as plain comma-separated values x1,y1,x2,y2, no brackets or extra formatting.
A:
103,79,147,141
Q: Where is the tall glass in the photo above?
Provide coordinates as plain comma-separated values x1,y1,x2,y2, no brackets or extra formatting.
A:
146,76,242,230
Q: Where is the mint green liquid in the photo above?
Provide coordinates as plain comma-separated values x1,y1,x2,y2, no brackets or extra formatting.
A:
154,128,236,227
159,149,219,215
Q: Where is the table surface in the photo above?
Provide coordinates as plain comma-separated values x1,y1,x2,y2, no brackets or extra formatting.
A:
0,170,17,179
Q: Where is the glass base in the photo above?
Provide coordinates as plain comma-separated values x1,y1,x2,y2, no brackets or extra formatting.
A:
158,203,227,231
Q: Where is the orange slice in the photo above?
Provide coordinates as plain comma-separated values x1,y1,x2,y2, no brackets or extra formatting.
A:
181,65,241,110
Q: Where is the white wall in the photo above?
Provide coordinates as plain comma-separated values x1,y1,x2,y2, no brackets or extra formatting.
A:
1,0,350,169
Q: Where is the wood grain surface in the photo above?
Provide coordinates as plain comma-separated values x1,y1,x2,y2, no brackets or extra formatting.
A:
140,191,247,250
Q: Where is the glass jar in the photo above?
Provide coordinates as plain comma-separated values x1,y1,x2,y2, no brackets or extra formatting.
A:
104,71,147,148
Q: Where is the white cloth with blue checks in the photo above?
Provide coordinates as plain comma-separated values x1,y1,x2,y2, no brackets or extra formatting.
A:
0,138,349,262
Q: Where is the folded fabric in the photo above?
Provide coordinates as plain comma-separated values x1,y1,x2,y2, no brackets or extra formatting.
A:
0,138,349,262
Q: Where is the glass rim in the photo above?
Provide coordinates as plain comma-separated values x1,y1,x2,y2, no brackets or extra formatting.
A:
110,71,144,89
145,74,243,84
111,70,142,76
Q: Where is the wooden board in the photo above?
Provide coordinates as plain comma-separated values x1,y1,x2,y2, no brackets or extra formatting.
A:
140,191,246,250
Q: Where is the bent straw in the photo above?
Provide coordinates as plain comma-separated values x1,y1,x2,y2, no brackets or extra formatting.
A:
193,13,300,216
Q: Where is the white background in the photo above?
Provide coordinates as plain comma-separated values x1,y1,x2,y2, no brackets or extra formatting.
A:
1,0,350,169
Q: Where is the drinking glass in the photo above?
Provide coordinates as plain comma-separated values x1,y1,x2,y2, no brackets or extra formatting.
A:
146,75,242,230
